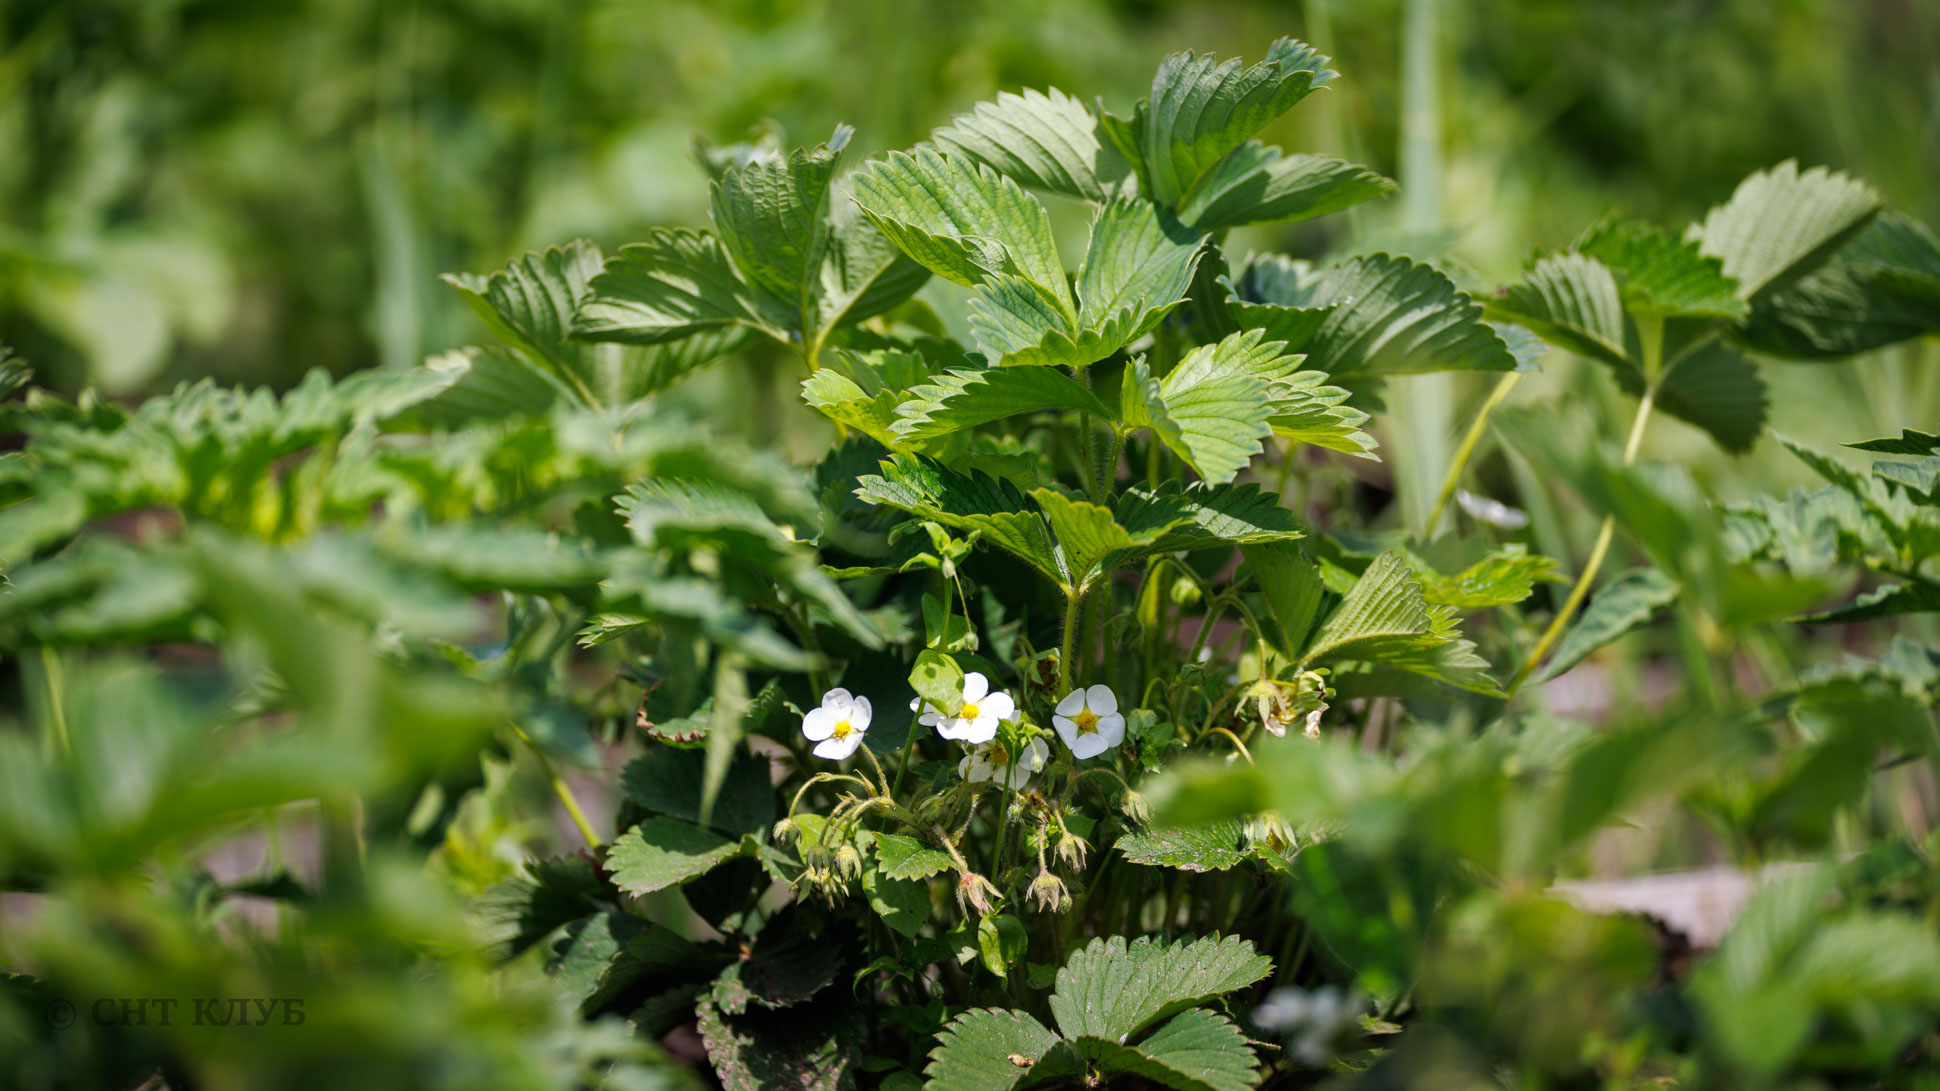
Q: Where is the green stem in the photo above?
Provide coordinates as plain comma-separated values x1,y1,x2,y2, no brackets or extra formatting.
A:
1506,383,1658,695
1424,370,1522,537
1058,586,1084,695
992,783,1014,879
514,724,603,850
1099,428,1126,502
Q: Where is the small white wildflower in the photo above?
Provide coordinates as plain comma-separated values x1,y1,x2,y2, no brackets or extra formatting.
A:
1051,684,1126,759
935,671,1014,745
957,737,1048,791
1253,985,1360,1066
802,688,871,760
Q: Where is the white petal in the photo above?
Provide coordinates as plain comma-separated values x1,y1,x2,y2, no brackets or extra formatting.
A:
956,753,976,779
1086,684,1118,716
960,671,989,704
1055,689,1087,717
917,710,943,726
956,716,998,745
909,697,921,712
1094,713,1126,747
802,706,837,741
849,696,872,730
1004,767,1033,791
1070,732,1110,760
821,687,852,711
934,717,974,741
1052,715,1080,751
979,691,1015,723
814,734,860,760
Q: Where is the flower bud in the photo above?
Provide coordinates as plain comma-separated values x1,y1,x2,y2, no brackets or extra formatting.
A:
1028,871,1071,914
834,843,864,879
771,816,799,845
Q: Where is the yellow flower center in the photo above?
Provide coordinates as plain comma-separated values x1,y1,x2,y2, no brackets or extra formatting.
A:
960,702,981,721
989,745,1010,767
1074,709,1100,734
831,719,853,740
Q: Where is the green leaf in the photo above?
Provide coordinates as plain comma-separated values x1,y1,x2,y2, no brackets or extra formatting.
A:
978,914,1029,978
1075,197,1204,336
1116,820,1253,872
1122,330,1303,483
1049,933,1272,1044
1302,551,1436,664
697,992,863,1091
607,817,743,895
1178,143,1393,231
909,650,967,719
573,228,790,344
925,1008,1081,1091
855,455,1061,582
1846,426,1940,455
1418,546,1562,610
1257,254,1520,376
861,868,928,938
1116,481,1306,554
1578,219,1747,320
802,369,908,448
1105,38,1335,207
1266,370,1378,458
1491,252,1630,369
1691,160,1882,301
397,347,572,427
1077,1009,1260,1091
620,746,775,838
849,150,1074,317
1738,212,1940,358
1795,576,1940,622
931,87,1131,203
1033,487,1185,592
893,366,1111,442
709,129,848,308
712,924,842,1013
1242,541,1327,659
471,855,608,961
873,832,956,881
1535,567,1680,682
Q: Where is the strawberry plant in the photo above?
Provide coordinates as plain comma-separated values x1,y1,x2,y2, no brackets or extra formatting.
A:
3,35,1940,1091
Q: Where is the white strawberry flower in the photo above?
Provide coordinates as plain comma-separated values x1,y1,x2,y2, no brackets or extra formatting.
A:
958,737,1049,791
802,688,871,760
935,671,1014,744
1052,684,1125,759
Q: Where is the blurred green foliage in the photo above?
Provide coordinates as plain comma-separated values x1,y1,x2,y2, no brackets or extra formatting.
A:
2,0,1933,397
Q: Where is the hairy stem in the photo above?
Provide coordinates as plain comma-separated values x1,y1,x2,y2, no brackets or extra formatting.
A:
1058,586,1084,695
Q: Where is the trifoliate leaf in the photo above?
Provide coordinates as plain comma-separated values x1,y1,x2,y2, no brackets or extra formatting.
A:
1115,480,1306,553
1121,356,1272,486
1242,540,1327,659
930,87,1131,203
1178,143,1393,231
1032,487,1186,592
1102,38,1335,207
1075,1009,1260,1091
711,129,848,308
1534,567,1680,682
1267,370,1377,458
854,455,1060,582
1075,197,1204,335
1049,933,1272,1043
620,746,775,838
1691,160,1882,301
608,817,743,894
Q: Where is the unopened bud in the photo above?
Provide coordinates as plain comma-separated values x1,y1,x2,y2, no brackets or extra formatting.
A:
772,817,800,845
834,843,864,879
